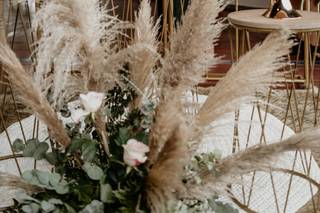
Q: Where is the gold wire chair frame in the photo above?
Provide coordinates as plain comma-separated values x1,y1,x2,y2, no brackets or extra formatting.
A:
226,0,320,212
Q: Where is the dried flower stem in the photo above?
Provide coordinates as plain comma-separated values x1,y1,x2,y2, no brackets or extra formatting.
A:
0,44,71,147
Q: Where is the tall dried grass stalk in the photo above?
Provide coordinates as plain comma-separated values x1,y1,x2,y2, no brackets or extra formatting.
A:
130,0,159,107
197,30,292,127
189,129,320,198
148,99,184,164
0,44,70,147
147,1,227,209
34,0,124,108
0,0,5,43
160,0,225,93
148,0,226,166
0,172,43,194
147,125,189,213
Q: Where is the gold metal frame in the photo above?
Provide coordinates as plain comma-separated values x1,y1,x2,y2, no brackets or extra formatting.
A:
222,1,320,212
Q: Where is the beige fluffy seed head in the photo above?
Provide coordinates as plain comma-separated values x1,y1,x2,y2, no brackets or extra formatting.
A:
0,172,43,194
159,0,225,94
189,129,320,198
197,30,292,127
130,0,160,107
147,0,227,211
0,44,70,147
34,0,125,109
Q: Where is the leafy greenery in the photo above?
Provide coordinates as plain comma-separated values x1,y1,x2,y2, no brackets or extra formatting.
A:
7,84,237,213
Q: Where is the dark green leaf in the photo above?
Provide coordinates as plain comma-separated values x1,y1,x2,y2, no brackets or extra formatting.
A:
33,142,49,160
115,128,130,146
23,141,37,157
12,139,25,153
67,138,83,154
45,152,58,165
81,141,96,162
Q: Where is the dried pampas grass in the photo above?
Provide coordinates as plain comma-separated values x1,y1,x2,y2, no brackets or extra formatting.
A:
146,1,230,210
148,0,226,168
130,0,159,107
0,172,43,194
197,30,292,127
189,129,320,198
0,44,70,147
34,0,125,108
148,99,184,165
147,125,189,213
160,0,225,93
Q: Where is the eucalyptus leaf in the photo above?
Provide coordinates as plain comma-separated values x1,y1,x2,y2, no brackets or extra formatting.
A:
22,204,40,213
82,162,104,180
64,203,77,213
100,183,113,203
15,191,39,203
209,199,238,213
23,141,37,157
12,139,25,153
33,142,49,160
36,170,51,186
68,138,83,154
48,198,63,205
81,141,96,162
115,128,130,146
22,170,40,186
79,200,104,213
46,152,58,165
41,200,56,212
54,182,69,195
49,173,62,186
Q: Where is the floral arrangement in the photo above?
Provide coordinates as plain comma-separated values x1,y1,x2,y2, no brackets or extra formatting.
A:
1,0,320,212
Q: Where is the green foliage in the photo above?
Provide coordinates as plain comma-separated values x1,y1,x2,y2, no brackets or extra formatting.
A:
82,163,104,181
13,139,51,161
175,197,238,213
80,200,104,213
22,170,69,194
10,83,236,213
12,139,25,152
11,84,151,212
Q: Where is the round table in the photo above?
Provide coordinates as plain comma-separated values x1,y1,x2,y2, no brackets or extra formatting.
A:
228,9,320,32
228,9,320,85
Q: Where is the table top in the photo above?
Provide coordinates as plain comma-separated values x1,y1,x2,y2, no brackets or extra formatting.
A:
228,9,320,32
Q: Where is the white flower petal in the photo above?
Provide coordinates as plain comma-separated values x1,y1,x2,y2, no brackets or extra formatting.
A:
71,109,90,123
79,92,105,113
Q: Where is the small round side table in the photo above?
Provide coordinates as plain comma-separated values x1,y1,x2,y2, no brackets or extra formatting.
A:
228,9,320,85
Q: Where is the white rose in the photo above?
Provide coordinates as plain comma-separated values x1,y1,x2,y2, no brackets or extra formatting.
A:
71,108,90,123
79,92,105,113
122,139,150,167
